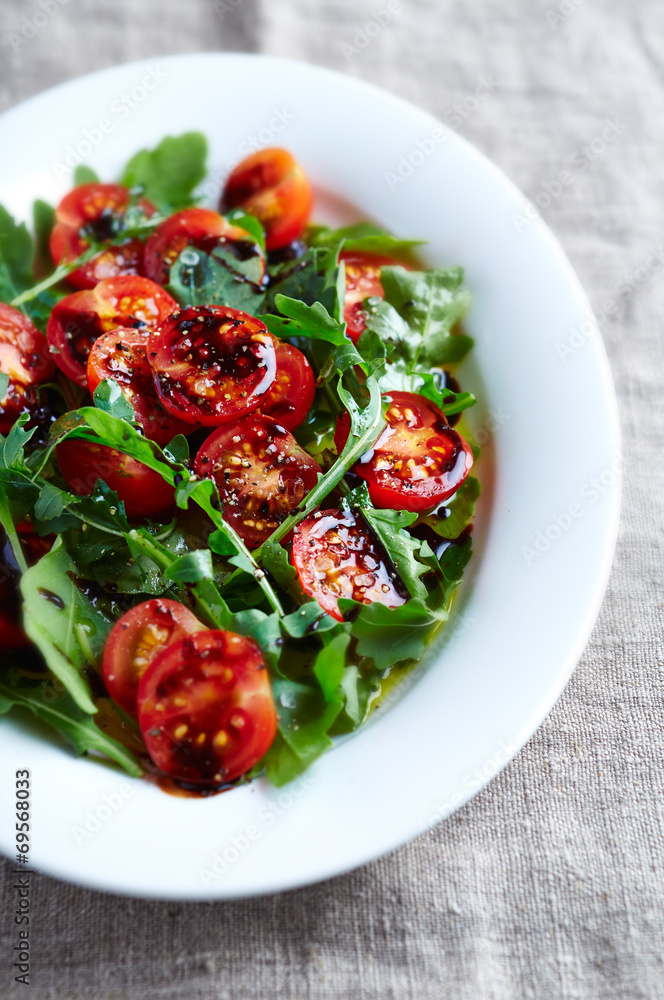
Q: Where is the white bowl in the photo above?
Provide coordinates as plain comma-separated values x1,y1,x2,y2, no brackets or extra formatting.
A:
0,54,620,899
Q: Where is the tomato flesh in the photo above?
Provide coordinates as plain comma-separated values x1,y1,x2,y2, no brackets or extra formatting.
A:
292,509,406,622
0,304,55,434
87,329,191,445
47,275,178,386
147,305,278,427
137,629,277,785
56,439,175,517
102,598,205,716
194,413,321,548
144,207,265,286
50,183,155,289
258,340,315,430
221,148,313,251
335,391,474,513
341,252,399,344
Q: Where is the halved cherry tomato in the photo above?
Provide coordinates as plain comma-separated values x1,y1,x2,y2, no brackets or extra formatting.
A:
143,207,265,286
50,183,156,290
291,509,406,622
147,305,277,428
102,599,206,716
56,439,175,517
87,330,190,445
341,252,399,344
194,413,321,548
0,304,55,434
258,340,315,431
335,391,473,513
47,275,177,386
221,148,313,251
137,629,277,785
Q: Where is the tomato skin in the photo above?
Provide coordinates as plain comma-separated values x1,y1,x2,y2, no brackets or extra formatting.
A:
50,183,156,289
258,340,316,430
46,275,178,387
221,148,313,251
194,413,321,548
144,207,265,286
56,439,175,517
103,599,206,717
0,304,55,434
137,629,277,785
87,329,191,445
147,305,278,428
341,252,399,344
291,509,406,622
335,391,474,513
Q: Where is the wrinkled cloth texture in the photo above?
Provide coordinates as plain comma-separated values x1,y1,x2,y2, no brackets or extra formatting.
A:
0,1,663,997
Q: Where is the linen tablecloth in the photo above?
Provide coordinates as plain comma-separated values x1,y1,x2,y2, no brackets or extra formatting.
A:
1,1,663,996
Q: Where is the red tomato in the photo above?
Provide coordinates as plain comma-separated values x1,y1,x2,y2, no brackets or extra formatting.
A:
46,275,177,387
147,305,278,428
87,329,190,445
102,599,206,716
291,509,406,622
335,391,474,513
143,207,265,286
194,413,321,548
50,183,156,289
341,252,398,344
258,340,315,430
56,439,175,517
137,629,277,785
0,304,55,434
221,148,313,251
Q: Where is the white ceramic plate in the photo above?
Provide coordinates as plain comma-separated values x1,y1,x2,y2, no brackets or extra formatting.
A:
0,54,620,899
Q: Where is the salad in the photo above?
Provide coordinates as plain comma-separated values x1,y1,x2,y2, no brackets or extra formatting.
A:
0,134,481,791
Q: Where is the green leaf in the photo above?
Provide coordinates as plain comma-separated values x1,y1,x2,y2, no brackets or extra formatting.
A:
264,246,342,321
224,209,266,251
162,434,189,465
313,632,351,702
33,199,56,279
307,222,425,257
167,241,265,313
0,372,9,399
281,602,338,639
0,203,34,304
342,597,448,670
93,378,136,422
163,548,214,583
0,676,141,777
2,413,37,471
437,534,473,583
20,541,114,713
421,476,481,540
34,482,67,521
346,483,428,599
120,132,208,212
414,372,476,416
74,164,100,186
263,678,342,785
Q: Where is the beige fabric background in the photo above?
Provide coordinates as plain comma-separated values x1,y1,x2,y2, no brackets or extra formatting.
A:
1,1,663,997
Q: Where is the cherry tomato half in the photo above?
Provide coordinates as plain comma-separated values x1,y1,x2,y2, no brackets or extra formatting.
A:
143,207,265,287
87,329,190,445
56,439,175,517
137,629,277,786
50,183,156,289
335,391,474,513
341,252,399,344
258,340,316,431
102,599,206,716
221,148,313,252
194,413,321,548
47,275,178,387
291,509,406,622
0,304,55,434
147,305,278,428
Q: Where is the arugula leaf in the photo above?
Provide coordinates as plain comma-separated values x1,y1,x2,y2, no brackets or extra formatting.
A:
92,378,137,422
420,476,480,540
74,164,100,186
264,246,342,320
281,602,338,639
33,199,56,278
224,208,266,251
342,597,448,670
0,204,33,304
0,675,141,776
20,540,114,713
263,678,342,785
307,222,424,257
167,242,265,313
313,632,351,702
163,549,214,584
411,372,476,417
345,482,428,599
120,132,208,212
